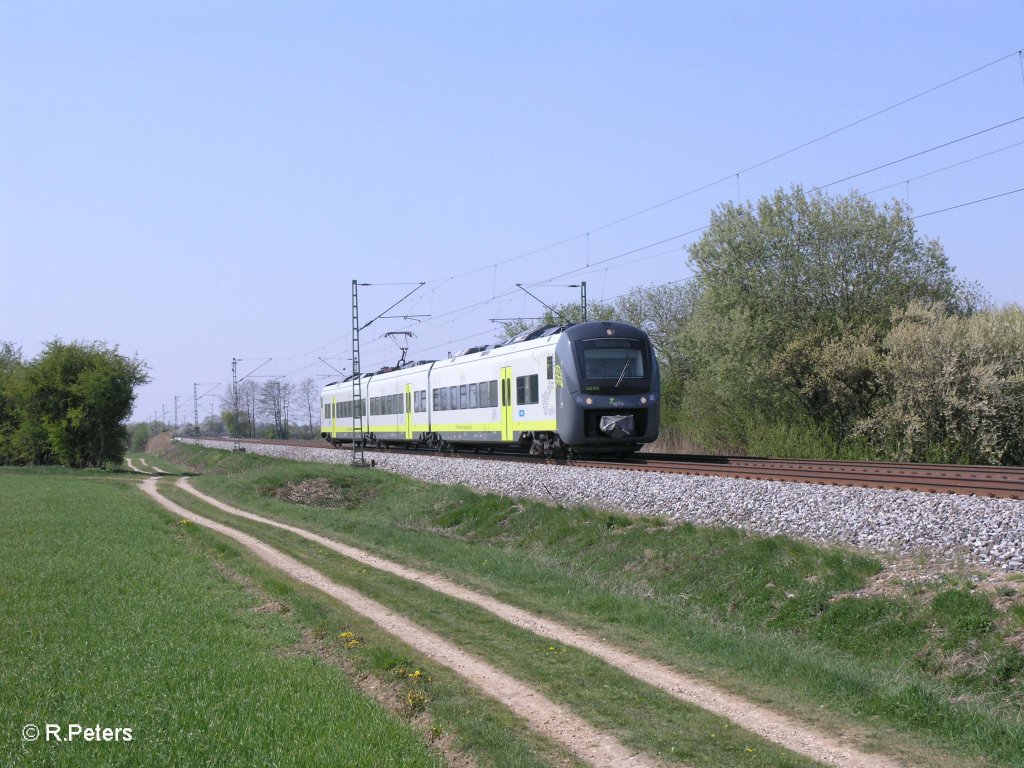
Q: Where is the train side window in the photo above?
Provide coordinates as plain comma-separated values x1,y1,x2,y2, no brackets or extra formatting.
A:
459,385,468,409
439,387,448,410
468,383,477,408
449,386,458,410
516,374,539,405
547,356,553,379
489,380,499,408
413,391,420,412
433,388,441,410
419,390,426,412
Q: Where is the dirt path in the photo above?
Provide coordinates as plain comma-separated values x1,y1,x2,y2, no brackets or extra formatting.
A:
137,457,166,474
124,458,151,474
140,477,659,768
177,477,903,768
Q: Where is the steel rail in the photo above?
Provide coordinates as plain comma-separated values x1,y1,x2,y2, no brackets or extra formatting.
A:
200,437,1024,499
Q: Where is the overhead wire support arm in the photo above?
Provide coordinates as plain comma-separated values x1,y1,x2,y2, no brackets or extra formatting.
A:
380,314,431,322
318,357,348,377
192,382,221,443
515,283,567,323
359,282,426,332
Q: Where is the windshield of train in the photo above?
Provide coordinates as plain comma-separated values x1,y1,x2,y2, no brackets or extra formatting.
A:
578,339,647,383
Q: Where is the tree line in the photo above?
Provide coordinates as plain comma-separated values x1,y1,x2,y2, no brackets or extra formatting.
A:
502,186,1024,465
218,377,322,440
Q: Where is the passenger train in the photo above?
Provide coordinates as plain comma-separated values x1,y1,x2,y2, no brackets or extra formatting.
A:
321,321,660,457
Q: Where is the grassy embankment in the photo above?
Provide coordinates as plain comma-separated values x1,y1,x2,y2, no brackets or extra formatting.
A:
152,441,1024,768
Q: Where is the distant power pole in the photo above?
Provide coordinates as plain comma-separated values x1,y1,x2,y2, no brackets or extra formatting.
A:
232,358,240,452
193,382,220,443
173,396,179,436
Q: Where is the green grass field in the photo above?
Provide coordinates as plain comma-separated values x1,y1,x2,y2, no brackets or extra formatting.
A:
155,441,1024,768
0,467,446,768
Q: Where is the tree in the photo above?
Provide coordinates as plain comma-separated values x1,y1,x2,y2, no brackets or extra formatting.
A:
0,342,24,463
220,381,254,438
857,302,1024,464
257,378,294,439
298,377,319,438
15,341,149,467
681,186,975,450
614,282,699,412
129,422,151,452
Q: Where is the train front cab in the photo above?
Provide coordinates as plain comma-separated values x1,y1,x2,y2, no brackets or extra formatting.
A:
554,321,660,454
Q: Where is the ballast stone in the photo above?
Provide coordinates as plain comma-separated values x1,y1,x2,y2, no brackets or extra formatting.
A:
193,440,1024,572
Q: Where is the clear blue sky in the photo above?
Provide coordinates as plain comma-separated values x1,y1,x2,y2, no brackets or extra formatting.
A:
2,1,1022,424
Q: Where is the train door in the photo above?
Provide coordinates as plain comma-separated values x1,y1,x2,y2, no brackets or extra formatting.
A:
500,366,513,441
404,384,413,439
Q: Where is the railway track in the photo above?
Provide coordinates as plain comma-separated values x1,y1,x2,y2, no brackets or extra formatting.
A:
202,437,1024,499
593,454,1024,500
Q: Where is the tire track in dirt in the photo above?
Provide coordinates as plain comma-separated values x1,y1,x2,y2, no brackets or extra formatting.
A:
140,477,659,768
125,458,151,474
177,477,902,768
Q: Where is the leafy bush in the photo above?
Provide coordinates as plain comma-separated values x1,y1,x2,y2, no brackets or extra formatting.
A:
0,340,148,467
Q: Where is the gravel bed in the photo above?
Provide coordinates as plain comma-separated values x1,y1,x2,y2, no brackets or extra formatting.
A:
194,439,1024,572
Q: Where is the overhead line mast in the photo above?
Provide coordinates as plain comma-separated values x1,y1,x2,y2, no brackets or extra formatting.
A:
351,280,366,466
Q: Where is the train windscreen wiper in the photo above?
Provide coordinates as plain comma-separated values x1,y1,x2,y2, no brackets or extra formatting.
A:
615,360,631,388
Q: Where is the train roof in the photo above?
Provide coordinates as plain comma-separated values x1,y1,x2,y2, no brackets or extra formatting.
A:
320,324,570,393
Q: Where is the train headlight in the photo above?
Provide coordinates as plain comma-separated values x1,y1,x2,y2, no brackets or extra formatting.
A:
585,397,593,405
640,396,647,405
574,395,584,405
